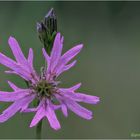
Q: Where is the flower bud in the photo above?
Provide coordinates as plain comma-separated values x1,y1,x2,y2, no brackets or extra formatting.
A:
36,8,57,54
44,8,57,35
37,22,47,46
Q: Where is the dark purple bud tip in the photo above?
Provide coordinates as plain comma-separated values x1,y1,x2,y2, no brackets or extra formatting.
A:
44,8,57,34
36,22,47,45
36,22,42,32
36,22,46,33
45,8,56,20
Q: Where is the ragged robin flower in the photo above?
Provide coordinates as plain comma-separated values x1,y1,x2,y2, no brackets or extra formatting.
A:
0,33,100,130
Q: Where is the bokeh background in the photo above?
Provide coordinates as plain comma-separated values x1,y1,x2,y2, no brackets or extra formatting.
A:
0,1,140,139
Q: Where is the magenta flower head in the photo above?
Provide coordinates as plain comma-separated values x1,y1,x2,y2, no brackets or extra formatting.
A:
0,32,99,130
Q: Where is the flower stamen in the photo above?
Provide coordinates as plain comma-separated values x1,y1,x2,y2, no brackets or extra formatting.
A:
35,80,56,98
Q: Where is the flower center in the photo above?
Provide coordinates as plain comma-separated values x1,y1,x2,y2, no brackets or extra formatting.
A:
35,80,56,98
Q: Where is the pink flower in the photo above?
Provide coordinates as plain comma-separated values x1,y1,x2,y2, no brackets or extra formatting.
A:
0,33,100,130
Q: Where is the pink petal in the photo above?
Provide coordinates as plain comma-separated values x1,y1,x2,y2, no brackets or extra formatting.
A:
27,48,34,68
0,95,35,122
61,104,68,117
0,52,20,70
54,94,68,117
62,96,92,120
0,52,32,80
42,48,50,70
20,94,36,112
60,91,100,105
8,36,27,65
5,70,30,82
8,37,36,77
0,40,38,83
62,44,83,62
55,44,83,75
57,60,77,76
60,83,81,92
49,33,63,73
45,100,61,130
0,102,21,122
7,81,20,91
30,101,45,127
0,90,30,102
51,104,61,110
22,108,37,113
23,99,44,113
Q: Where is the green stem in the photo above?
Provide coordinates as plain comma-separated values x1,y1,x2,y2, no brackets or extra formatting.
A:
36,119,43,139
35,9,57,139
35,99,43,139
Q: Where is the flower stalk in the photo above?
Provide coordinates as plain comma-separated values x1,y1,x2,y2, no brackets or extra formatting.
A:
36,119,43,139
36,8,57,139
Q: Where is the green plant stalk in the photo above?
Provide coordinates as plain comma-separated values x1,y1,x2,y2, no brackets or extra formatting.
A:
36,8,57,139
36,119,43,139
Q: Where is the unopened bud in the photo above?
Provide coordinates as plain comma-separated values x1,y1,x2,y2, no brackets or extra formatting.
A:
37,22,46,33
45,8,57,35
36,8,57,54
37,22,47,47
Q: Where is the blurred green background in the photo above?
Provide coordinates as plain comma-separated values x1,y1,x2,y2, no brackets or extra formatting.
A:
0,1,140,139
